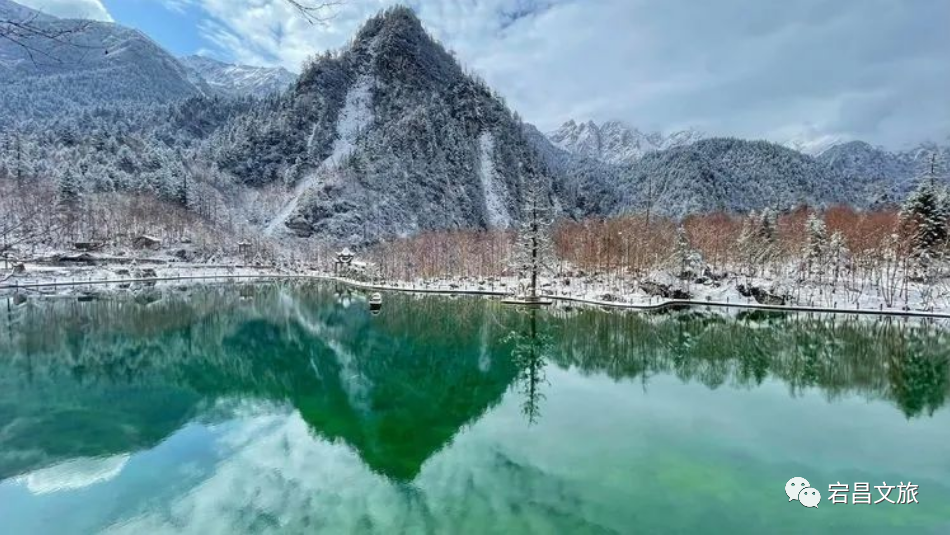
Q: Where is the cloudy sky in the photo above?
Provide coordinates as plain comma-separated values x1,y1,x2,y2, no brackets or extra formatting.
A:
17,0,950,149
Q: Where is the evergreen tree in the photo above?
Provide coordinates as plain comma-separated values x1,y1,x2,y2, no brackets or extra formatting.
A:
828,230,847,283
57,168,82,208
756,208,778,244
8,133,33,185
900,153,948,259
174,169,189,208
509,174,556,301
737,208,778,274
671,225,702,277
803,213,828,274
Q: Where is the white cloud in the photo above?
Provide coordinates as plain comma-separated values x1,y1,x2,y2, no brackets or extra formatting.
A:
179,0,950,148
160,0,193,14
16,0,113,21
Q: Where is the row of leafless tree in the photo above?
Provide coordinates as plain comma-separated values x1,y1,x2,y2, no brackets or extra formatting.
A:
0,180,287,265
363,205,950,308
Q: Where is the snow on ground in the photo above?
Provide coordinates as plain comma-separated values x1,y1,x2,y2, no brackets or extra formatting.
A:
478,132,512,228
0,261,303,297
319,267,950,317
4,257,950,317
265,75,376,235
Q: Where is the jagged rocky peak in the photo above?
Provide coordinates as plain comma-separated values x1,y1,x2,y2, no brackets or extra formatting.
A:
547,120,602,159
548,119,703,165
180,55,296,98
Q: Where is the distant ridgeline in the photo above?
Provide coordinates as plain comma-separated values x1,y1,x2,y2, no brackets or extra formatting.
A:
1,0,947,243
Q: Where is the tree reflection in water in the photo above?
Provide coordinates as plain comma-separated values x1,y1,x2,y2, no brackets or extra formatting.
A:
0,285,948,483
505,307,550,424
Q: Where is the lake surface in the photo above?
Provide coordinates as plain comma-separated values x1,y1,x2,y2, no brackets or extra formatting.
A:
1,283,949,534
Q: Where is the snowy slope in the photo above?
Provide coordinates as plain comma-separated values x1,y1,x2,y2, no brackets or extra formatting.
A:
5,0,935,244
819,140,950,204
619,138,856,217
0,0,205,125
478,132,512,228
228,6,537,242
180,55,296,98
266,74,376,235
326,75,375,166
783,134,844,156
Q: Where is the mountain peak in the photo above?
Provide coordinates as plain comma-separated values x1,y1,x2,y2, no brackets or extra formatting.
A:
180,55,296,98
353,5,429,54
299,6,461,93
548,119,704,165
782,133,844,156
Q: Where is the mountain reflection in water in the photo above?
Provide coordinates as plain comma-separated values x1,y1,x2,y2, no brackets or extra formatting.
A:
1,282,948,486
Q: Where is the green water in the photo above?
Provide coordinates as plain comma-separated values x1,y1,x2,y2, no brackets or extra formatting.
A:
1,283,949,534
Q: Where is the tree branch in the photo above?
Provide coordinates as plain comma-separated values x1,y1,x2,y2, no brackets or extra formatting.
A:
0,11,98,66
284,0,345,24
1,1,346,65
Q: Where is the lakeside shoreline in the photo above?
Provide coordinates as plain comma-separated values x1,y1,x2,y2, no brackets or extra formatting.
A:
4,264,950,319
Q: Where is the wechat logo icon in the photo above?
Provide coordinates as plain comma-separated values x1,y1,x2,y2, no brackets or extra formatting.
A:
786,477,821,508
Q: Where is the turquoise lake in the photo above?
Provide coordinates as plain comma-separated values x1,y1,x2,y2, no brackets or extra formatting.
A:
1,282,948,534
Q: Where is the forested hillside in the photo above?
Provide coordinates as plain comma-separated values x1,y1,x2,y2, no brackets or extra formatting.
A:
0,0,206,127
1,0,946,248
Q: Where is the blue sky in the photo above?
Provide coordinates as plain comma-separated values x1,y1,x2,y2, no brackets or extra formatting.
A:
104,1,208,56
14,0,950,149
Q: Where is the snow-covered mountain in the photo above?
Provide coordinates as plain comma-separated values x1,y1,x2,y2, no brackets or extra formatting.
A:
547,120,704,165
4,0,945,242
818,140,950,204
819,141,912,184
0,0,206,126
782,134,844,156
209,6,548,241
180,55,296,98
618,138,859,217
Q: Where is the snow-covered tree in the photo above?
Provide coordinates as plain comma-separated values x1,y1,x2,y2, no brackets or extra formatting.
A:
671,225,702,277
901,152,950,259
900,166,948,260
57,167,81,208
737,208,777,275
509,174,556,301
803,213,828,275
828,230,847,284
